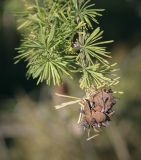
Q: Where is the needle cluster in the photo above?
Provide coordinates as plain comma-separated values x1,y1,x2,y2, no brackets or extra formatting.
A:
15,0,119,89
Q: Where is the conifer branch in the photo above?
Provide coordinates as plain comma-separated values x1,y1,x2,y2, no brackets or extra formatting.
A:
15,0,119,90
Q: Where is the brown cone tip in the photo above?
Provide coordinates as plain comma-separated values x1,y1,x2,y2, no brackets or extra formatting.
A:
80,88,116,129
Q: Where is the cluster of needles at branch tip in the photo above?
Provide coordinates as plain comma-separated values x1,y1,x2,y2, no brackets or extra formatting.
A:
15,0,119,88
15,0,122,140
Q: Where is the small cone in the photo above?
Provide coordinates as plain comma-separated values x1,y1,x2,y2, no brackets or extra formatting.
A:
80,88,116,131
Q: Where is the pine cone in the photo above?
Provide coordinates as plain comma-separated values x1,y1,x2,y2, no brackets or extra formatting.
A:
80,88,116,129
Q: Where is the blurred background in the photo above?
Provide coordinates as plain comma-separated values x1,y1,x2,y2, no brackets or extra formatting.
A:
0,0,141,160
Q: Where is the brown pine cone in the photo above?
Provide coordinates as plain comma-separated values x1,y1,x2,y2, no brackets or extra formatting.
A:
80,88,116,129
